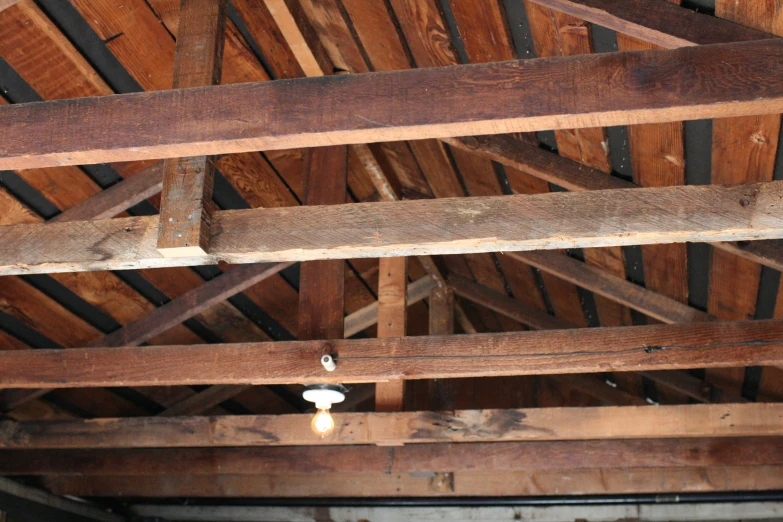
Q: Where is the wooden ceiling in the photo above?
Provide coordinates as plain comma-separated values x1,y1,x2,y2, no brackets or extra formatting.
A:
0,0,781,508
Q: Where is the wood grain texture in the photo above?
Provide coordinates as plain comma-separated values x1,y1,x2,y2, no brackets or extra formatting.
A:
708,0,783,394
525,0,774,48
509,251,711,324
449,134,783,274
0,0,21,11
2,437,779,476
1,319,782,388
449,274,572,331
3,40,783,169
157,0,227,256
1,403,779,449
376,257,408,412
298,146,347,343
49,466,783,498
2,181,782,275
427,286,455,411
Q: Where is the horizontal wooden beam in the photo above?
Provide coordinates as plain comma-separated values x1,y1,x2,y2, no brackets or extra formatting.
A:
0,403,777,448
1,40,783,169
526,0,774,49
51,466,783,498
2,181,783,275
0,437,777,475
448,134,783,273
127,503,783,522
1,319,782,388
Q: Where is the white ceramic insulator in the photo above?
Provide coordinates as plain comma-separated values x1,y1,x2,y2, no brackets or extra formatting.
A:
321,354,337,372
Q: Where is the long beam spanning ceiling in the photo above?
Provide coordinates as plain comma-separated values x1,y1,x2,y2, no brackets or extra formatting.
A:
0,320,782,388
0,40,782,170
0,403,778,449
1,181,781,275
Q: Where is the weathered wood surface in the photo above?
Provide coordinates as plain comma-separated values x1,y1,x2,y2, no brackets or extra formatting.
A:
2,40,783,169
49,162,164,223
2,181,783,275
449,134,783,274
0,403,778,449
157,0,227,257
525,0,774,48
508,251,712,324
1,320,782,388
0,437,778,475
49,465,783,497
376,257,408,412
449,274,572,331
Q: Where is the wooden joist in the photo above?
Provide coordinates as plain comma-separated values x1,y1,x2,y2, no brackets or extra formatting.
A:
1,40,783,169
525,0,775,48
2,181,782,275
156,0,227,257
0,403,778,449
0,437,778,476
1,320,782,388
376,257,408,411
448,134,783,273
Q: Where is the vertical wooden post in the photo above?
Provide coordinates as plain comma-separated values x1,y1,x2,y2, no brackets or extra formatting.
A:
375,257,408,412
298,146,347,342
428,286,455,410
157,0,227,257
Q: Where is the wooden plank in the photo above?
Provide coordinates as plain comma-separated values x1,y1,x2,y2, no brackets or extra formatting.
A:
125,503,783,521
707,0,783,394
1,319,782,388
157,0,227,256
2,40,783,169
449,274,572,331
48,466,783,498
0,0,21,12
550,375,648,406
298,146,347,343
158,385,251,417
345,276,435,338
639,371,748,404
525,0,774,48
0,476,122,522
376,257,408,412
0,403,779,449
509,251,711,324
427,286,454,411
2,181,783,275
448,134,783,273
1,437,779,476
50,162,164,223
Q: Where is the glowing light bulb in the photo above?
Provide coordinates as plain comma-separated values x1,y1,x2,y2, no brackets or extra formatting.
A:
311,407,335,438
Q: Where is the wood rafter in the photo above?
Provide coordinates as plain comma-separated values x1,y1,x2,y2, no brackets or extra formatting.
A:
1,181,782,275
1,320,782,388
0,403,778,449
1,40,782,170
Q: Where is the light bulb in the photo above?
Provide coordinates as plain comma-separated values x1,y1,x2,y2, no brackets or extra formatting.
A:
311,407,335,438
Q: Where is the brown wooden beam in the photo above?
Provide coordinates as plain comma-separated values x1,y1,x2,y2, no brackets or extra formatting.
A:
508,251,712,324
447,134,783,274
0,403,778,449
2,181,782,276
2,40,783,170
0,437,777,475
48,465,783,498
376,257,407,412
1,320,782,388
156,0,227,257
525,0,774,49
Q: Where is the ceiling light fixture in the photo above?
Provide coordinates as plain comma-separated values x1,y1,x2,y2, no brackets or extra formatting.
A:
303,384,346,438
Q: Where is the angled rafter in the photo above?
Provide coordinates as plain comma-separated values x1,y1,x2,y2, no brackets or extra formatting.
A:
525,0,775,48
1,181,782,275
0,403,779,448
1,320,782,388
1,40,783,169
